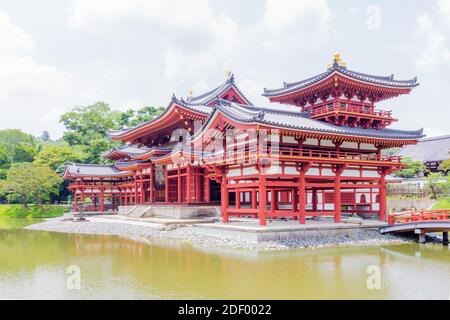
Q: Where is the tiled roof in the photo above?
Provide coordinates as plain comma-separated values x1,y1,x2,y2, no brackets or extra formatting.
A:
102,144,151,157
395,135,450,162
109,75,252,139
202,100,424,140
263,63,418,97
184,74,252,106
64,163,132,177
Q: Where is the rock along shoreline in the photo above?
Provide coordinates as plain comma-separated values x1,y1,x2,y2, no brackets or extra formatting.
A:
25,217,412,251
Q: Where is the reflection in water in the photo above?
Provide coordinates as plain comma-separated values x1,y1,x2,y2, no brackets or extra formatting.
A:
0,224,449,299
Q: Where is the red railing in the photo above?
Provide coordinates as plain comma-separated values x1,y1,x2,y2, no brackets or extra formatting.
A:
203,146,402,164
388,209,450,226
311,104,392,118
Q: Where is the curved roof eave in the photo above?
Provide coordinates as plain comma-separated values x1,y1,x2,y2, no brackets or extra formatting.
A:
109,98,210,140
263,67,418,98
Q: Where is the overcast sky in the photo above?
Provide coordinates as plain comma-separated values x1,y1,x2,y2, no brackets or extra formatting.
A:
0,0,449,139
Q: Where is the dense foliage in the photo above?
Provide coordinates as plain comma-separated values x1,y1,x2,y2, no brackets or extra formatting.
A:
0,163,62,206
393,157,429,178
0,101,165,208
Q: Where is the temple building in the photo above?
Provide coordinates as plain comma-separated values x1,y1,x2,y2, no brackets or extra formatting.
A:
63,54,424,225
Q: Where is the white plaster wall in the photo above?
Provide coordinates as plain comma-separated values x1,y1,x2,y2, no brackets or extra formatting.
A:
282,136,297,143
362,170,380,177
341,169,361,177
284,166,298,174
306,167,320,175
304,138,319,146
341,141,358,149
227,168,241,177
320,139,335,147
360,143,377,150
321,168,334,176
243,166,258,175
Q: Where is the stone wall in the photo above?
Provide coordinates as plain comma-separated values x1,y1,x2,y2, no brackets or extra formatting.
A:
387,198,436,212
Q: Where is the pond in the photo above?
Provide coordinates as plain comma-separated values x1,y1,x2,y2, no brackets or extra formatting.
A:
0,218,449,299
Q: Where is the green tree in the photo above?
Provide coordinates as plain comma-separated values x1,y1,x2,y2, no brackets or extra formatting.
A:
117,106,165,127
425,172,446,199
39,130,51,142
439,158,450,175
0,163,62,206
0,129,37,164
0,145,9,179
394,157,428,178
33,144,87,173
60,101,121,163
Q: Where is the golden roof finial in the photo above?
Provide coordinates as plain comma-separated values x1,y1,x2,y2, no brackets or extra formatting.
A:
328,52,347,69
188,89,193,98
225,70,232,79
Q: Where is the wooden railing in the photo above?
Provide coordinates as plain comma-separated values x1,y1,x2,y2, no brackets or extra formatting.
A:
311,105,392,118
388,209,450,226
204,146,402,164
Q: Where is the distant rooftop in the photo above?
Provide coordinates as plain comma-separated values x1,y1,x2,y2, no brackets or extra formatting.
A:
395,135,450,162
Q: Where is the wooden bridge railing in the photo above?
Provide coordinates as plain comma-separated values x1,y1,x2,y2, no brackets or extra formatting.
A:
388,209,450,226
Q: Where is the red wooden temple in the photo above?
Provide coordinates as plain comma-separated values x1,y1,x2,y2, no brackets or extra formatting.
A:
63,54,423,225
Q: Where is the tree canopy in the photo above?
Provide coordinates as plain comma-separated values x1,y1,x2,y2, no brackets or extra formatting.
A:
59,101,165,163
33,144,87,173
0,163,62,206
0,101,165,205
393,157,428,178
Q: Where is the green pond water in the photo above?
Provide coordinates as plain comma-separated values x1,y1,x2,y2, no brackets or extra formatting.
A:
0,218,449,299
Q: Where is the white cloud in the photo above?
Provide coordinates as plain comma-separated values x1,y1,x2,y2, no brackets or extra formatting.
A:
263,0,332,36
0,12,71,136
414,13,450,70
437,0,450,24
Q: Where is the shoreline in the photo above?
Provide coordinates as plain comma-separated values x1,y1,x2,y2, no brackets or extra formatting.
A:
24,217,413,251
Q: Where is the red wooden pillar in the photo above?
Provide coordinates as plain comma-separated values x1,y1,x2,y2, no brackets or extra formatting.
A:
177,166,182,203
298,173,306,224
312,188,318,212
334,174,342,223
204,175,210,203
251,190,257,209
271,188,277,213
119,189,123,206
164,166,169,203
236,188,240,209
80,186,85,212
149,164,154,204
186,165,191,203
111,195,115,211
379,171,387,221
134,172,138,204
195,169,201,203
100,188,105,212
292,187,298,220
140,170,145,204
73,187,78,212
221,174,229,223
93,195,97,211
259,175,267,226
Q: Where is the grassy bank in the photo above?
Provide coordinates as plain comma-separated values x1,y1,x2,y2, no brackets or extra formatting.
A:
431,197,450,210
0,204,67,218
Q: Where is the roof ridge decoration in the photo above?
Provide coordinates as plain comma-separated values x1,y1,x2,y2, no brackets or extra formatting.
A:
263,53,419,98
184,72,252,106
327,52,347,69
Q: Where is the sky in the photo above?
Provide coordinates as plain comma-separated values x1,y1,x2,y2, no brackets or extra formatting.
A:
0,0,449,139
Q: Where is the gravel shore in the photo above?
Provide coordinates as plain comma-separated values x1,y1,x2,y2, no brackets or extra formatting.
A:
26,217,411,251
